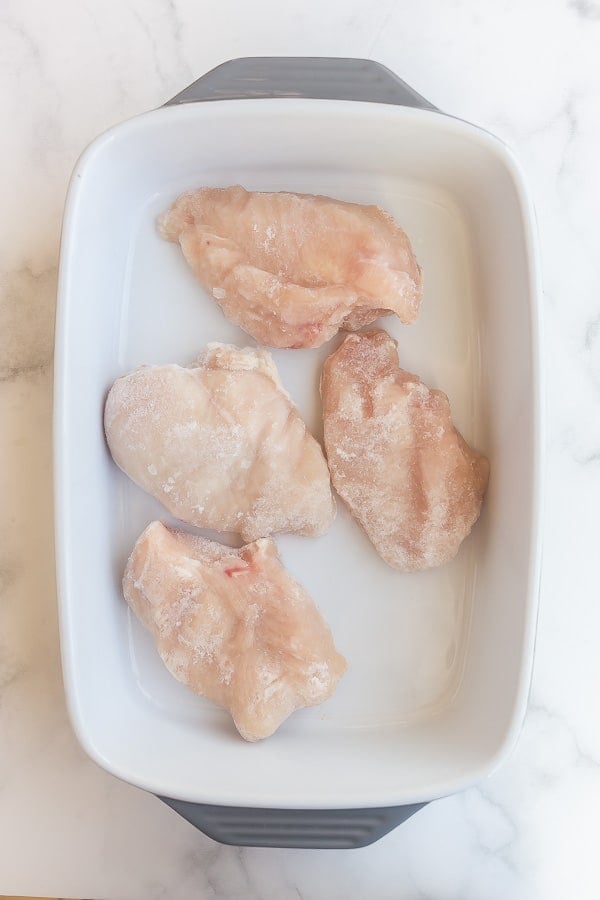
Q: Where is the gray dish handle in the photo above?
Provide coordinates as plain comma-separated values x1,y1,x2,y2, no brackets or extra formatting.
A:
159,56,432,849
165,56,437,111
159,797,426,849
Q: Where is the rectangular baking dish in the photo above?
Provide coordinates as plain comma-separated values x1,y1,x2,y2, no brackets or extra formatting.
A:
54,57,543,848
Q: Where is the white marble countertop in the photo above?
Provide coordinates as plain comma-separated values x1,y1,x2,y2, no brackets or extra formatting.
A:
2,1,599,897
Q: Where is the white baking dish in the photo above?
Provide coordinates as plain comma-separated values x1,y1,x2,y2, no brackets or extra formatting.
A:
55,58,542,848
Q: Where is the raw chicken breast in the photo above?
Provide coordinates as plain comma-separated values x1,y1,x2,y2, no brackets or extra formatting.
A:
159,185,422,349
104,343,335,540
124,521,347,741
321,330,489,571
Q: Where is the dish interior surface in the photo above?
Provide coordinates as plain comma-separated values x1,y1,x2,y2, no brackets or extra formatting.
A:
56,100,540,806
